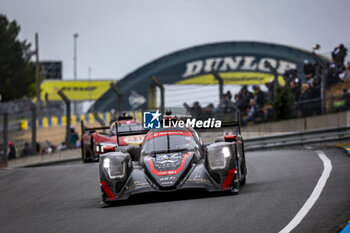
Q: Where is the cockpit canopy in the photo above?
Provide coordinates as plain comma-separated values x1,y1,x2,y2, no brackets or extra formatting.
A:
141,128,197,155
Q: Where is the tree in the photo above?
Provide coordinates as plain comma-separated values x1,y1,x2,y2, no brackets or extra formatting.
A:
273,86,295,120
0,14,36,101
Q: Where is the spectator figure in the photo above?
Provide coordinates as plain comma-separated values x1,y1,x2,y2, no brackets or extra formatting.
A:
327,63,341,86
8,142,16,160
21,142,32,157
332,44,347,65
203,103,215,119
70,126,79,148
237,86,253,113
183,102,192,116
236,92,245,113
243,99,257,126
220,97,238,115
192,102,203,120
225,91,232,100
234,94,239,102
283,69,298,85
290,74,301,102
252,85,266,109
303,60,315,78
303,60,315,83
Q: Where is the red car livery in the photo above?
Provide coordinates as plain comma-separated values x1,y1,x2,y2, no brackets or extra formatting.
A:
80,118,146,163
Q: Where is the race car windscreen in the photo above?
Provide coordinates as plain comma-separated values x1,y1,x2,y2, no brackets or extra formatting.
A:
142,130,196,155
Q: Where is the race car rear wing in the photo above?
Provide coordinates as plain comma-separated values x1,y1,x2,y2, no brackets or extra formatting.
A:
80,120,109,135
80,119,148,145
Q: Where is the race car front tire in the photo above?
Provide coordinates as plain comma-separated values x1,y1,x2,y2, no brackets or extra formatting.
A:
231,181,240,194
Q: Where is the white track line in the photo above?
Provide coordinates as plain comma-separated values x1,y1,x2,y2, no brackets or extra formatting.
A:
279,151,332,233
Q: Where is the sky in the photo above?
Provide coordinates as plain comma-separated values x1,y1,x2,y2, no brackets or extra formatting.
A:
2,0,350,82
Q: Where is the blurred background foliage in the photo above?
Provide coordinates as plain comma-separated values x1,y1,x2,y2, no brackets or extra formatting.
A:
0,14,36,101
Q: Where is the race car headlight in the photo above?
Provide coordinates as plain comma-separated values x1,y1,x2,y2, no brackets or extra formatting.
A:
207,144,234,170
103,157,126,179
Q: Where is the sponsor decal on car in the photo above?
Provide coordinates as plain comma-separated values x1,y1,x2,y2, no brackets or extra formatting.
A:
122,135,144,145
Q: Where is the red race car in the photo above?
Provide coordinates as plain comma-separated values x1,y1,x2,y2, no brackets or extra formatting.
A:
81,116,145,163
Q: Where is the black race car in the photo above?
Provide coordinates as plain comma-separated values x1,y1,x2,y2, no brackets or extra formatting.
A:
99,121,247,204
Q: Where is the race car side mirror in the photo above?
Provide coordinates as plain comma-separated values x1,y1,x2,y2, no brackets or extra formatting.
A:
224,135,237,142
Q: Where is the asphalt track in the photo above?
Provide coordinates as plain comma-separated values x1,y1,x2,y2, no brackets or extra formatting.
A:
0,148,349,233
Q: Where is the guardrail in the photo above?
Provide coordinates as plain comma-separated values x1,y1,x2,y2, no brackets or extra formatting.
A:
244,126,350,151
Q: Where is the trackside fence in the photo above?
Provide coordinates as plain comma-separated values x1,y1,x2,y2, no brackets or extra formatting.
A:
244,126,350,151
